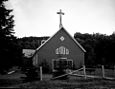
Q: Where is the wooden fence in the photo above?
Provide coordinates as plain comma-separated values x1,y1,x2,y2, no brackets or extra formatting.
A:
39,65,115,80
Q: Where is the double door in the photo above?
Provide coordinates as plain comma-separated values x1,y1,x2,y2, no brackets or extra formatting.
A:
52,58,73,70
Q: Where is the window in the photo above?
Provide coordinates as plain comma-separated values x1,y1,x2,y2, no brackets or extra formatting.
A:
55,46,69,55
60,36,65,41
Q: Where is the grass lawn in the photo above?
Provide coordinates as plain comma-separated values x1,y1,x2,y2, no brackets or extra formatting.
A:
0,72,115,89
10,78,115,89
0,72,25,88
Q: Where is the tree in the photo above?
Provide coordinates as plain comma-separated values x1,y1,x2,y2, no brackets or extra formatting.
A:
0,0,22,74
74,32,115,67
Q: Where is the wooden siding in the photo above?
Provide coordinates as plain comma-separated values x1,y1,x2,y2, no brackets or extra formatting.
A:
32,27,85,70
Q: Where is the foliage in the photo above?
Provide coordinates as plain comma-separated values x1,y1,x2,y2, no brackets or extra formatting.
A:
21,57,39,81
22,66,39,82
74,32,115,66
0,0,23,74
17,36,49,49
21,58,39,81
39,59,51,73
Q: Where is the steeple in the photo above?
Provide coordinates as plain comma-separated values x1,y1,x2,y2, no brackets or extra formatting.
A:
57,9,64,29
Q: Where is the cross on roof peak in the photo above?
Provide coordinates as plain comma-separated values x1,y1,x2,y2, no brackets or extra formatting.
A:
57,9,64,28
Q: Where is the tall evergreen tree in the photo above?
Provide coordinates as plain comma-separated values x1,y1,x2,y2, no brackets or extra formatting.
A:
0,0,22,74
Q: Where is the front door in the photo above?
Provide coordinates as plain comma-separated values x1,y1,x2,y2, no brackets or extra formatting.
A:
52,58,73,71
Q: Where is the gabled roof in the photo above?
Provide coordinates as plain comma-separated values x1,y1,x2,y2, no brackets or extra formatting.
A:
35,27,86,53
61,27,86,52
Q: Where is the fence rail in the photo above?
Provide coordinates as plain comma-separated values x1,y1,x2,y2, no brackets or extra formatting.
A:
39,65,115,80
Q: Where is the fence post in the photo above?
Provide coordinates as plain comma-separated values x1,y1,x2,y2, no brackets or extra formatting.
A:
114,65,115,77
114,65,115,73
83,65,86,79
40,66,43,81
102,65,105,78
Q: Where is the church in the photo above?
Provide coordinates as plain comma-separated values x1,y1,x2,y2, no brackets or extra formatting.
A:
32,10,86,72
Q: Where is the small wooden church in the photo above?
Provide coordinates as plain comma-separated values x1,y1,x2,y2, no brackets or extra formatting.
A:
32,10,86,72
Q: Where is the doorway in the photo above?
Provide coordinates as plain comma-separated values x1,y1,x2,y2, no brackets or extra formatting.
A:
52,58,73,71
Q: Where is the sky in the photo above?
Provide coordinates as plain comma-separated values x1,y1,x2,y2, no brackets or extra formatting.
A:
7,0,115,37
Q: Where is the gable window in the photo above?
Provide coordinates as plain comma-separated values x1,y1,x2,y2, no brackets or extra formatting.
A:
55,46,69,55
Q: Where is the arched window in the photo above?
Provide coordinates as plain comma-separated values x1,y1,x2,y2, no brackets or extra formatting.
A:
55,46,69,55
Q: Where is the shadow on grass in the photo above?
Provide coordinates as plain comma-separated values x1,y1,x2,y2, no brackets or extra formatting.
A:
0,79,23,87
14,78,115,89
1,74,115,88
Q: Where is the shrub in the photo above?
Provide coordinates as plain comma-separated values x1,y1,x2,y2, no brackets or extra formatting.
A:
21,66,39,82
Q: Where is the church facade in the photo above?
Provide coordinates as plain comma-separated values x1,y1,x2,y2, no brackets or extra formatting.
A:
32,27,86,71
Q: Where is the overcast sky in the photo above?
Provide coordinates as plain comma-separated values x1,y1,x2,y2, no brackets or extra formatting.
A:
8,0,115,37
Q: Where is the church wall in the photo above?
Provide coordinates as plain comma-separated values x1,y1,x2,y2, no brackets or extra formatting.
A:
32,28,85,71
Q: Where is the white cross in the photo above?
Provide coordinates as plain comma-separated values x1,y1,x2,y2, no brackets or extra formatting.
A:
57,9,64,28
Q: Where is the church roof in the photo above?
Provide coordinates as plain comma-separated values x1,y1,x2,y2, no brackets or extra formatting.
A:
36,27,86,53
